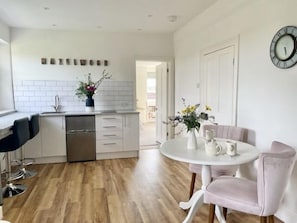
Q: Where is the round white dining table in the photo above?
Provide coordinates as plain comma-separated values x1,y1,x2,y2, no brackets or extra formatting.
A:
160,137,259,223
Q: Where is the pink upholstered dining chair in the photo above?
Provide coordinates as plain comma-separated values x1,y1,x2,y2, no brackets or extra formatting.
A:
189,125,246,198
205,141,296,223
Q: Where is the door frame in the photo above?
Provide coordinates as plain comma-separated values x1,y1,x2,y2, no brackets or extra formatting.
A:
135,56,175,140
200,36,239,125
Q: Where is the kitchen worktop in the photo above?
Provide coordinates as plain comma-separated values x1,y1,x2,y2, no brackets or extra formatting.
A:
0,110,139,130
40,110,139,116
0,111,37,139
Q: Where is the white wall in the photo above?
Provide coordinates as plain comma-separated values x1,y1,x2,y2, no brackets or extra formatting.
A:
10,28,173,111
10,29,173,81
174,0,297,222
0,20,10,43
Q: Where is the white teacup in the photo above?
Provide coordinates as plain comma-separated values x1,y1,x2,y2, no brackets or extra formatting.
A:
226,141,237,156
205,140,222,156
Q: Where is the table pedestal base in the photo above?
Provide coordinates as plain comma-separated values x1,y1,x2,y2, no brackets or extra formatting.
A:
179,190,204,223
179,189,226,223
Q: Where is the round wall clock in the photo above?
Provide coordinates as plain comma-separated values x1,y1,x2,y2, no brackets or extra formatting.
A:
270,26,297,69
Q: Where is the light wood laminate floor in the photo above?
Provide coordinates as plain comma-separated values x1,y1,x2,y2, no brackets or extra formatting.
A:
2,149,282,223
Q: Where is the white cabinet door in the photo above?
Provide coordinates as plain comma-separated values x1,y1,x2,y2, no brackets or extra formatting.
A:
41,116,66,157
123,114,139,151
24,133,42,158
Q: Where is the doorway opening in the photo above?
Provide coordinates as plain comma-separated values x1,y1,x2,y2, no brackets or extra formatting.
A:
136,61,162,149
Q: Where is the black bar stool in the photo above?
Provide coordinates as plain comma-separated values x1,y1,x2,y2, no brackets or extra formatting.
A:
19,114,40,178
0,117,30,197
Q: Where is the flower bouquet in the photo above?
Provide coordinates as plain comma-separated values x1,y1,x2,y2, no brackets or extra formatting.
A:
76,70,111,111
75,69,111,99
165,98,212,149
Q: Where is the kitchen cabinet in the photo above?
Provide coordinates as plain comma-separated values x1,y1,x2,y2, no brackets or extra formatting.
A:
24,133,42,158
96,114,123,153
41,116,66,157
96,113,139,153
123,114,139,151
24,112,138,163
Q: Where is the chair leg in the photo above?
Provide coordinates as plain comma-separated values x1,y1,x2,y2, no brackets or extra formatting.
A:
223,207,228,220
189,173,196,199
208,204,215,223
260,216,267,223
268,215,274,223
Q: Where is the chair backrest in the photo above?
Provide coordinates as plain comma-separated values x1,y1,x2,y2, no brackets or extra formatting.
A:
257,141,296,216
29,114,40,139
202,125,245,141
11,117,30,148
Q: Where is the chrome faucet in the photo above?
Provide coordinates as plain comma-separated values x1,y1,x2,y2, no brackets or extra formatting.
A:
52,95,61,112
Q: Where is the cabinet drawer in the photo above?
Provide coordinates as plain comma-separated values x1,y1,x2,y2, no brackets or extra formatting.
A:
96,139,123,153
97,124,122,131
97,130,122,139
96,115,123,131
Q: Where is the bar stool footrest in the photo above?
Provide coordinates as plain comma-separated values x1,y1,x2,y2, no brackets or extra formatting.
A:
2,183,26,198
8,171,24,181
21,168,37,179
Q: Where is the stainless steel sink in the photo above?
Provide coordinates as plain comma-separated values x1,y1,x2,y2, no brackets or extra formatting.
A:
97,110,117,113
40,111,66,114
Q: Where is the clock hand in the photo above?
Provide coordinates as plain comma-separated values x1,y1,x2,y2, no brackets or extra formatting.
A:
284,46,287,55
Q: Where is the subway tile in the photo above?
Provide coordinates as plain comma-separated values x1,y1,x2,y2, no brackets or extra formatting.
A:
34,80,46,86
14,79,134,112
22,80,34,86
24,91,36,97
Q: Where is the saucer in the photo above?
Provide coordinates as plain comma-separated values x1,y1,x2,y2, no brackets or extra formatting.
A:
227,153,239,157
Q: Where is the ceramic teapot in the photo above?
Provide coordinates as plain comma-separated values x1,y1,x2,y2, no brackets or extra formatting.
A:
205,139,222,156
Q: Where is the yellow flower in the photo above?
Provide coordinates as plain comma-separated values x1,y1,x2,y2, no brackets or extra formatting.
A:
164,99,212,133
181,105,196,114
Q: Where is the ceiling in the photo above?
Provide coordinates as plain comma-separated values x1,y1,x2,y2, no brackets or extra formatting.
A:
0,0,217,33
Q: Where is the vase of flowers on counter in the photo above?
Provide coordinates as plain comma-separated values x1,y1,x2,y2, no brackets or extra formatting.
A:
75,70,111,112
165,98,212,149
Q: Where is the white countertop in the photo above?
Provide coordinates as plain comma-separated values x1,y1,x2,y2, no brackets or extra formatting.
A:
0,112,37,139
40,110,139,116
0,110,139,138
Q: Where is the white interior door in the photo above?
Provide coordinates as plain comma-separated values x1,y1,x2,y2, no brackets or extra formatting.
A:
156,62,168,143
201,45,237,125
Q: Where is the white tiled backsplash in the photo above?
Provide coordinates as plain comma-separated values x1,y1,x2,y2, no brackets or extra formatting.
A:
13,80,134,112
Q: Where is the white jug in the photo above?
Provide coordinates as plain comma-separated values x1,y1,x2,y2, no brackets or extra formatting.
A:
205,139,222,156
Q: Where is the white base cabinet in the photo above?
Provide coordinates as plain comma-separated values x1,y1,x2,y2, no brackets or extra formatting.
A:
24,116,66,161
25,112,139,163
123,114,139,151
96,113,139,155
41,116,66,157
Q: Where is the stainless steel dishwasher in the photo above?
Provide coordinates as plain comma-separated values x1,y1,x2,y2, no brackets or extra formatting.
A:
66,115,96,162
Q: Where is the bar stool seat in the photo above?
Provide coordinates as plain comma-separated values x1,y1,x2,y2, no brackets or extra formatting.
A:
0,117,30,197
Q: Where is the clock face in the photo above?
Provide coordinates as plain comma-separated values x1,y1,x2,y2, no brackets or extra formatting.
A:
270,26,297,69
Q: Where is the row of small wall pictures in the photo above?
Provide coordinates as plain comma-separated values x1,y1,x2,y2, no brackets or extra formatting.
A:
41,58,109,66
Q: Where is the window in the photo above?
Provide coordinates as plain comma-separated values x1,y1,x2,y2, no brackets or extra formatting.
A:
0,39,14,113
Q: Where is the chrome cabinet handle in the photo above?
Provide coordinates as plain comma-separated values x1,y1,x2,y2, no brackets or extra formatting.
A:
103,143,117,145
